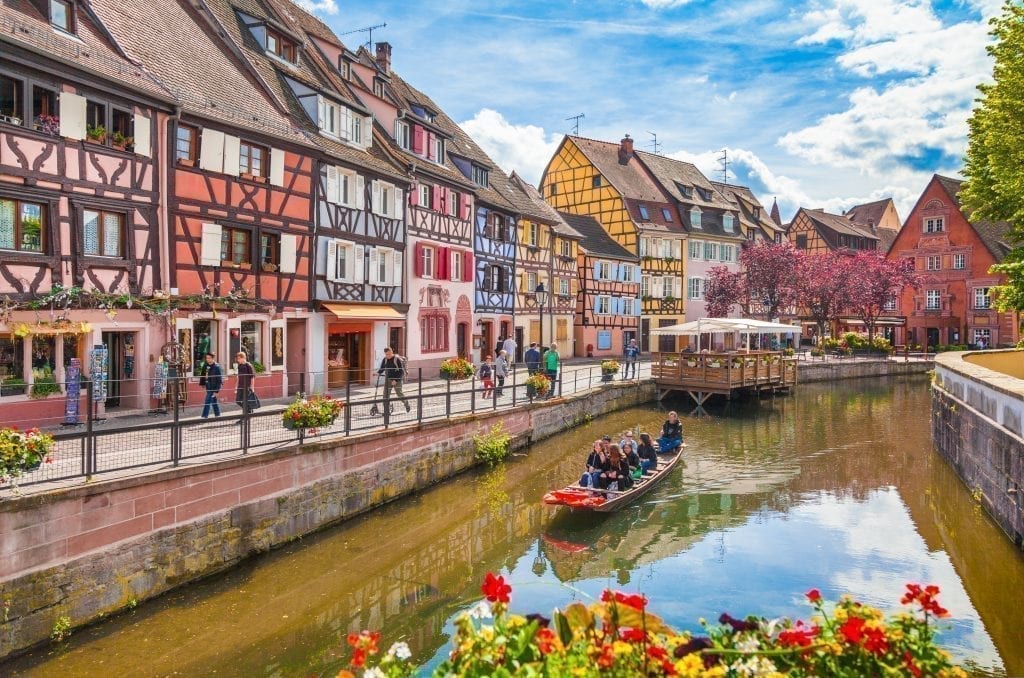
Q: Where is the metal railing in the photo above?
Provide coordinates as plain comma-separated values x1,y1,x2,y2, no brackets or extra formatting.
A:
4,362,652,490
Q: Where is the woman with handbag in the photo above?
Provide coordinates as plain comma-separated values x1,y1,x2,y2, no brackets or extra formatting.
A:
234,351,257,414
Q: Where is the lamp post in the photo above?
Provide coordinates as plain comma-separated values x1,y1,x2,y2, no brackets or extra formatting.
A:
535,282,548,348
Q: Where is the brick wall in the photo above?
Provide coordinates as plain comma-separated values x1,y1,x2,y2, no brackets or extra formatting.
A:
797,358,933,383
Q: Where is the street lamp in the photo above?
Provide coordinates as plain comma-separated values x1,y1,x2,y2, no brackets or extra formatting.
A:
535,282,548,347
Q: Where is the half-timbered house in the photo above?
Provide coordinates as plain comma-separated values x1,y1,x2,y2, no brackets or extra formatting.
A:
0,0,174,422
95,0,320,402
559,213,640,358
541,135,683,353
508,172,583,357
712,183,786,245
889,175,1019,349
788,207,882,254
234,1,412,388
346,45,477,374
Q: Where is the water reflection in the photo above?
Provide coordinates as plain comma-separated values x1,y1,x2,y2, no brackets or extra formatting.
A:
6,377,1023,677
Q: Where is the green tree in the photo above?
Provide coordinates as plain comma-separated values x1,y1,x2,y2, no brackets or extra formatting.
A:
962,1,1024,309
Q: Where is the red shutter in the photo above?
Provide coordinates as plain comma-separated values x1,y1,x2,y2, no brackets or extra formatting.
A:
461,193,472,221
440,187,449,214
412,125,424,154
432,185,442,212
414,242,423,277
463,250,473,282
438,246,448,280
409,183,419,206
426,132,436,160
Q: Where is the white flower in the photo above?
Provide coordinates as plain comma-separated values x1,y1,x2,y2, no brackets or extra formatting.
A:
729,655,779,677
468,600,493,619
363,668,385,678
736,635,760,653
388,641,412,660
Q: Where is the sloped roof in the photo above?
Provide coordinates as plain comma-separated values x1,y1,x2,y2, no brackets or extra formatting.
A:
559,212,635,260
803,208,880,243
636,152,734,211
711,182,785,237
877,228,898,254
0,0,171,101
845,198,893,229
567,136,666,203
935,175,963,207
508,173,582,237
972,220,1014,262
770,197,782,226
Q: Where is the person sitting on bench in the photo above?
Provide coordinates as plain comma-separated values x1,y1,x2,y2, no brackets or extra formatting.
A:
599,445,632,491
657,411,683,452
579,439,608,488
637,432,659,474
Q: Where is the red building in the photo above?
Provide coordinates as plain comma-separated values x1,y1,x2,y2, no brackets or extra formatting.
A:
889,174,1019,349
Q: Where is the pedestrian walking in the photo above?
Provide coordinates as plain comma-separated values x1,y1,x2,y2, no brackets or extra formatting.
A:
495,350,509,396
502,336,517,371
377,347,410,413
234,351,257,415
524,342,542,397
543,342,560,398
624,338,640,379
200,352,222,418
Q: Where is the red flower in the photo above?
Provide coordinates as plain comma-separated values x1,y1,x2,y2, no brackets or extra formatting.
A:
600,589,647,611
838,616,865,644
350,648,366,668
863,627,889,656
536,627,557,655
481,572,511,603
619,627,646,643
647,645,668,661
596,643,615,669
904,650,923,678
805,588,822,603
901,583,950,618
778,621,819,648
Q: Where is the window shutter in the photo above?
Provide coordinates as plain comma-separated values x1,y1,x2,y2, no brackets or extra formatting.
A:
371,180,381,215
199,129,225,172
391,250,402,286
482,265,491,290
326,239,339,281
353,244,365,283
393,188,404,221
133,113,151,157
412,125,424,154
414,242,424,277
59,92,87,140
461,193,472,221
426,132,436,160
673,239,682,259
571,278,578,298
368,247,380,285
431,185,442,212
355,175,365,210
317,96,327,130
409,182,419,206
463,251,473,282
200,223,222,266
437,246,449,280
222,135,240,176
270,148,285,187
337,106,351,141
279,233,297,274
363,115,373,149
325,166,339,204
609,262,619,281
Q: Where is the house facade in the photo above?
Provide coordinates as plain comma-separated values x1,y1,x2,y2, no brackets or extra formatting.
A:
788,207,882,254
712,183,786,245
560,213,640,357
0,0,173,423
889,174,1020,349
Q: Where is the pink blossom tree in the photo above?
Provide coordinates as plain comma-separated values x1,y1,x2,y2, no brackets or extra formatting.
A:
794,251,853,340
739,241,801,319
704,266,745,318
847,251,920,344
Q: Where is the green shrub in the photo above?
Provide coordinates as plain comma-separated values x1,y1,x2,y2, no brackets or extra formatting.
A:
474,422,511,466
822,337,839,349
841,332,868,349
871,336,894,354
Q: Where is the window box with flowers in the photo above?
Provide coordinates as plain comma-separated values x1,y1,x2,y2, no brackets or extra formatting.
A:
111,131,134,152
85,125,107,145
282,394,343,431
440,357,475,380
1,426,54,484
34,115,60,136
600,359,619,382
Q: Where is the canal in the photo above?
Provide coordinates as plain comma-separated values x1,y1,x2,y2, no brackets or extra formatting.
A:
5,376,1023,676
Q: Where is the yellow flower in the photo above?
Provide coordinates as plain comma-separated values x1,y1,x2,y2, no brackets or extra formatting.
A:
612,640,634,657
674,655,704,677
833,608,848,621
701,666,727,678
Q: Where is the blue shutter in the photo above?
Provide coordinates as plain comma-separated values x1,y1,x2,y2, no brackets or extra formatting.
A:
610,262,620,281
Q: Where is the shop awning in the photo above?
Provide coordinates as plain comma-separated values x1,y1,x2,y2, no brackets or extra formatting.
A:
323,304,404,320
838,317,906,327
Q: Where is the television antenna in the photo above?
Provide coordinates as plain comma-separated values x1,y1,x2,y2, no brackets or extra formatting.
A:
648,131,662,155
718,149,730,184
339,22,387,48
565,113,585,135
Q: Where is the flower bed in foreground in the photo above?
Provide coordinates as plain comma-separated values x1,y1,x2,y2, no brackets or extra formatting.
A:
339,574,966,677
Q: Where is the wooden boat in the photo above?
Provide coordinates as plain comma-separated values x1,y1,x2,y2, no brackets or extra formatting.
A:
543,445,685,512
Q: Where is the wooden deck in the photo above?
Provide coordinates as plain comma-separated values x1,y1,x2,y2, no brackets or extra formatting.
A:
651,351,798,406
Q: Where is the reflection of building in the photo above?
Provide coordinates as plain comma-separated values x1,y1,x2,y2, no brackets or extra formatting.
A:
889,175,1020,348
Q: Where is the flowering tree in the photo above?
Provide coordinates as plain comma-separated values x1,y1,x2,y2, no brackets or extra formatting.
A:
847,251,920,344
739,241,801,319
794,251,853,339
703,266,744,318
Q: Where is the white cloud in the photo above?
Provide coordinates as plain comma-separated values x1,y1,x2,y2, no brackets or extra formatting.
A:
639,0,693,8
293,0,338,14
458,109,562,185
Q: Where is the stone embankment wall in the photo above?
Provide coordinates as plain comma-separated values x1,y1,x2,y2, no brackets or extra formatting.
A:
0,382,654,660
932,350,1023,551
797,358,933,383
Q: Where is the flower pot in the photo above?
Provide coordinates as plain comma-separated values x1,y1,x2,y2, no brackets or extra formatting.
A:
261,263,278,273
601,373,614,382
1,384,27,397
178,158,196,167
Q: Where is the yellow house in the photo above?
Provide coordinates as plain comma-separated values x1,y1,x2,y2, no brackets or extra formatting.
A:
541,135,684,353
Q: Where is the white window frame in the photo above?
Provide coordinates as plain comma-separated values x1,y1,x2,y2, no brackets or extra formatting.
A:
926,290,941,310
558,277,569,297
596,260,611,280
621,263,635,283
720,244,733,262
688,239,701,260
924,216,945,233
433,136,444,163
395,120,411,150
595,295,611,315
687,276,702,300
419,184,431,209
560,239,571,257
639,237,648,257
641,275,650,298
883,295,897,311
450,249,463,281
926,255,941,271
526,271,538,293
690,207,702,229
723,214,735,232
973,328,991,344
421,245,434,279
953,253,965,270
703,241,718,261
527,222,538,246
974,287,991,309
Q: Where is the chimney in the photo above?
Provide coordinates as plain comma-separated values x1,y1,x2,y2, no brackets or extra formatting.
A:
375,42,392,74
618,134,633,164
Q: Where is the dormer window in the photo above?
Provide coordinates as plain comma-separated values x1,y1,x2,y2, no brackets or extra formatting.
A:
472,165,488,188
266,28,297,63
373,79,384,98
696,187,712,201
638,204,649,220
338,59,350,79
662,208,672,222
395,120,410,150
316,95,369,148
723,214,734,232
676,183,692,199
50,0,74,33
434,136,444,164
753,207,761,219
690,207,702,229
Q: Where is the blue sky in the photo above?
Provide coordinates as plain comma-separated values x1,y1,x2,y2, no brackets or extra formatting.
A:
297,0,1002,222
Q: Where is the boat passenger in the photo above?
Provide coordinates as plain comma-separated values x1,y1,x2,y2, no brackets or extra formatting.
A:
599,445,633,491
637,432,659,474
579,440,607,488
619,431,640,471
657,411,683,453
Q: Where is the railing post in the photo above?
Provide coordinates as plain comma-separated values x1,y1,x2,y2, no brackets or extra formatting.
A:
344,375,352,434
83,377,93,477
171,374,181,466
383,376,392,429
470,374,476,413
445,376,452,420
417,368,423,425
242,392,250,455
511,368,517,407
558,369,563,398
299,371,306,397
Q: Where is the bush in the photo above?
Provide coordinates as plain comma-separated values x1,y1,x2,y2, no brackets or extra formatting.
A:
821,337,839,349
841,331,869,349
871,336,894,354
782,347,795,356
474,422,511,466
29,367,60,399
440,357,475,379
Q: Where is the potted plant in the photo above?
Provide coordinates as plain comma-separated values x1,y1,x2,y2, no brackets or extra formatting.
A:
86,124,107,144
29,367,60,399
600,359,619,381
0,376,26,397
810,348,824,358
261,262,278,272
440,357,475,380
708,359,723,368
111,131,134,151
525,373,550,397
663,255,676,264
783,347,795,357
685,357,697,367
34,114,60,136
0,426,54,483
282,394,343,431
251,361,266,374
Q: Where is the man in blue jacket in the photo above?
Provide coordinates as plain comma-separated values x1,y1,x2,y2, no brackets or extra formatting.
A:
624,339,640,379
200,352,222,418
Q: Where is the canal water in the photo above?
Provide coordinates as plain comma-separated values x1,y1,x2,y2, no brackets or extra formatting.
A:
6,377,1024,676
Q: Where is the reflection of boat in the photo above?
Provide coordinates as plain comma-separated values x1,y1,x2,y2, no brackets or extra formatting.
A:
542,533,589,554
542,447,685,512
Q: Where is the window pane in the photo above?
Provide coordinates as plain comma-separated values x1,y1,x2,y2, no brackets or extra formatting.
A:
176,126,193,160
0,75,22,121
0,200,14,249
102,213,121,256
240,145,251,174
83,210,99,255
50,0,70,30
251,147,263,176
21,202,43,252
0,334,25,386
240,321,260,364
